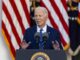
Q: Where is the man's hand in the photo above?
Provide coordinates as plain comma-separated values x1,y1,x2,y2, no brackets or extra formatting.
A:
52,41,60,50
20,41,31,49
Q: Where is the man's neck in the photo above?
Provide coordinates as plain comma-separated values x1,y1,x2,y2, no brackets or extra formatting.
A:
37,24,47,33
38,24,46,29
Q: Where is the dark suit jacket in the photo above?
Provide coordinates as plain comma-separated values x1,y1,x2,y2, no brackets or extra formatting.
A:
23,25,63,49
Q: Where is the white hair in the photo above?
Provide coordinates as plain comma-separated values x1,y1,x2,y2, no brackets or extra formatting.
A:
34,6,48,15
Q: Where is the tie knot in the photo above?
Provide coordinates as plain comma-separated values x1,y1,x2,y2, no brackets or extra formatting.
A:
40,29,43,32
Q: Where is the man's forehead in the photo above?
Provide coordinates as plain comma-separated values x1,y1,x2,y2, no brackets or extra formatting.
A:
34,7,48,16
35,9,44,14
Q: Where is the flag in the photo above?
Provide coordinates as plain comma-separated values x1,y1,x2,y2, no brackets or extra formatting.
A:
2,0,30,60
1,0,70,60
40,0,70,50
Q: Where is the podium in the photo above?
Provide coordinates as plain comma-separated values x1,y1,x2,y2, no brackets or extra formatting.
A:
16,49,67,60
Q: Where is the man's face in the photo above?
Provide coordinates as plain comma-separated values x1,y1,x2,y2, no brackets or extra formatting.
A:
34,9,47,27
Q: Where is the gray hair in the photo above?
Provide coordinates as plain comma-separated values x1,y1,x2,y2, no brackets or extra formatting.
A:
34,6,48,15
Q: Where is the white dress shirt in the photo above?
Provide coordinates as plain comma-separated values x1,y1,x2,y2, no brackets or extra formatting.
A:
37,25,47,33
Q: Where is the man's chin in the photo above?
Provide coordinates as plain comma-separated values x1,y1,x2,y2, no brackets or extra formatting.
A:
37,24,42,27
37,23,41,26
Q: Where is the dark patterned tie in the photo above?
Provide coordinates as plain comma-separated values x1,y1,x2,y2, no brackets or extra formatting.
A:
39,29,44,49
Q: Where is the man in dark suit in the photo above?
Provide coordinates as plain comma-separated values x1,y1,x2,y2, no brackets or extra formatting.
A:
21,7,63,50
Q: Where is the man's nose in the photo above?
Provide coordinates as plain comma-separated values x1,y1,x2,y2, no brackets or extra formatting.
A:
36,16,41,20
36,16,40,18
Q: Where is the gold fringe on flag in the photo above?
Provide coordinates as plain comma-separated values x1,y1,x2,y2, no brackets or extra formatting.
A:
1,29,15,60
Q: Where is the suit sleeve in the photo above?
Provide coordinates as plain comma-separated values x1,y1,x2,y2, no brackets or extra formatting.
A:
23,29,29,43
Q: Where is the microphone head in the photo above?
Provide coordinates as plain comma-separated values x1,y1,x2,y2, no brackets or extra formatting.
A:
42,32,49,41
34,32,49,43
34,32,40,41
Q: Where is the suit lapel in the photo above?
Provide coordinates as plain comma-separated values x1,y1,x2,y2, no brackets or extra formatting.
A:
32,26,37,33
47,26,51,35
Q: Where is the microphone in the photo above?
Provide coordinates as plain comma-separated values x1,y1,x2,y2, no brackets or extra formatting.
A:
34,32,49,48
34,32,49,42
34,32,40,43
42,32,49,48
42,32,49,41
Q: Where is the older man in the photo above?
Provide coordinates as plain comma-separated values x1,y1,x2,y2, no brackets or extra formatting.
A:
21,7,63,50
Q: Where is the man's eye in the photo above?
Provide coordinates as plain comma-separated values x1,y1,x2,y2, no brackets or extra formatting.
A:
35,15,42,17
39,15,42,17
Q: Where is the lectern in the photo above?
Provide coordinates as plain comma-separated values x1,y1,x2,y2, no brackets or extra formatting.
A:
16,49,67,60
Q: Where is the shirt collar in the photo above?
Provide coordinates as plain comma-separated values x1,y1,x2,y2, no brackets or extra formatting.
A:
37,25,47,33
